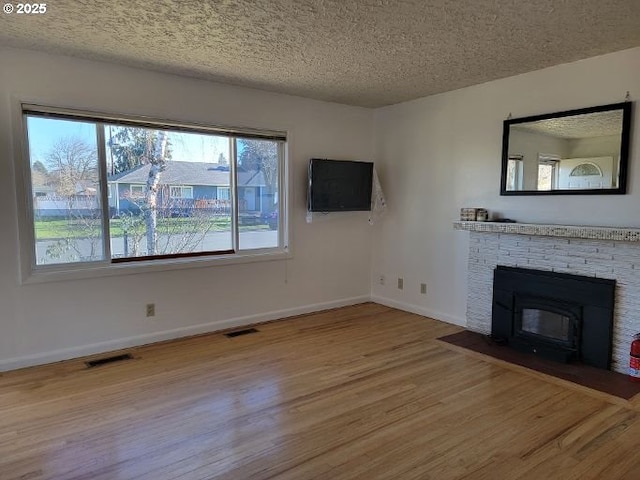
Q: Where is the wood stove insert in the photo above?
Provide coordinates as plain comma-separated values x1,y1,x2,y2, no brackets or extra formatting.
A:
492,266,615,369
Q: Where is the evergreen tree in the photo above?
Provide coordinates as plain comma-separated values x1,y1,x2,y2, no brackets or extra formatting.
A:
238,139,278,212
108,126,172,174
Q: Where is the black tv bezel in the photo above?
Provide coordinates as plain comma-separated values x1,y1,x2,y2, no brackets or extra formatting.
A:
307,158,374,212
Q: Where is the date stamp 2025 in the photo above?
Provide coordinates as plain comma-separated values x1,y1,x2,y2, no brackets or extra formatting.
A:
3,3,47,14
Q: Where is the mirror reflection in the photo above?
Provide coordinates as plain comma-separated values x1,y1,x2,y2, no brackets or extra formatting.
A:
501,103,631,195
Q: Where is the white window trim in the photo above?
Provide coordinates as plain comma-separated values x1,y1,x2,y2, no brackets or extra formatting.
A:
13,101,291,284
507,155,524,191
129,184,145,196
21,249,292,284
169,185,193,199
217,186,230,200
537,153,561,190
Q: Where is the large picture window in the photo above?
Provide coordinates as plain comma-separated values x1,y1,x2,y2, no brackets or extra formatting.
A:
21,105,287,274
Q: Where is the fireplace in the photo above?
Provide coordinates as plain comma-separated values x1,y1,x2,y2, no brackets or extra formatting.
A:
492,266,615,369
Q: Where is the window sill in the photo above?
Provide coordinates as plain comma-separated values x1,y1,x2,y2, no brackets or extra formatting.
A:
21,248,291,285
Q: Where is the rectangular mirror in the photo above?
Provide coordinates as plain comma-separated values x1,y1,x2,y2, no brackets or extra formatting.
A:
500,102,632,195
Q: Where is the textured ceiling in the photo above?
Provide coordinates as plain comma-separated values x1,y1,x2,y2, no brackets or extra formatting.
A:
513,110,624,139
1,0,640,108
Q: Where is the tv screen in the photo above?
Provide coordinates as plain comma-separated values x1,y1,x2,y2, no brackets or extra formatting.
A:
308,159,374,212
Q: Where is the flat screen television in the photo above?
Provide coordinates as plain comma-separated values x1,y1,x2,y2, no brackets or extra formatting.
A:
307,158,374,212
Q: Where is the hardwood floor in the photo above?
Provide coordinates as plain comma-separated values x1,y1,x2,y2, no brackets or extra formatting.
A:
2,302,640,479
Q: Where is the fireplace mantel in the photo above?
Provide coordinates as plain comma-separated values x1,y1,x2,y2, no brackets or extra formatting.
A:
458,222,640,373
453,221,640,242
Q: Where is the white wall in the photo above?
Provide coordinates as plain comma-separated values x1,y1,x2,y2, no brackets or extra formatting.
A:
371,46,640,326
509,129,570,190
3,45,640,370
0,47,375,370
569,134,621,159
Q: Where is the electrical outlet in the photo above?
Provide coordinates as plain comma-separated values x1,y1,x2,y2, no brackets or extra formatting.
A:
420,283,427,295
397,278,404,290
379,275,385,285
146,303,155,317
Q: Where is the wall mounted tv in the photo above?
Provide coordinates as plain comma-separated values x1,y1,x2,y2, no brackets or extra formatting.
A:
307,158,374,212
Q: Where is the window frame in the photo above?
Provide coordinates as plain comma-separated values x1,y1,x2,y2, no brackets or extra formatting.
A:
129,184,145,197
537,154,561,191
14,103,290,284
506,155,524,191
169,185,194,199
217,186,230,201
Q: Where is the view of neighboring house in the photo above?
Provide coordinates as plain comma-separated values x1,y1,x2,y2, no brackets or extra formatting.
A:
107,161,269,217
32,179,99,218
32,160,271,219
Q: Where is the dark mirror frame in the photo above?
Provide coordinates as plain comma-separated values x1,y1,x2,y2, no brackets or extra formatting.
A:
500,102,632,195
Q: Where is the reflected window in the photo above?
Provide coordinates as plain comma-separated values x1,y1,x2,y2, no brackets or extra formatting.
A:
537,154,560,191
570,163,602,177
506,155,523,191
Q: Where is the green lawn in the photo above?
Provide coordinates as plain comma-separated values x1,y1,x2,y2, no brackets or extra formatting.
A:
34,216,268,240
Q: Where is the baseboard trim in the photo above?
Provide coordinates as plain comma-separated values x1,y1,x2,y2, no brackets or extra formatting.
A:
370,295,467,327
0,295,370,372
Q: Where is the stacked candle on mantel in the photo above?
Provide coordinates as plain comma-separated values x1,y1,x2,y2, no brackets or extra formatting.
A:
460,208,488,221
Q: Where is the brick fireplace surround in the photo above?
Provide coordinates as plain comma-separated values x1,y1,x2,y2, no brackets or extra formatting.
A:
454,221,640,373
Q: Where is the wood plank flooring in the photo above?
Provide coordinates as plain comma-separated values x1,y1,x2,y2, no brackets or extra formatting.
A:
2,302,640,479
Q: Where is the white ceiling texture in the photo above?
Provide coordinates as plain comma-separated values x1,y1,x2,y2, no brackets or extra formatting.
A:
1,0,640,107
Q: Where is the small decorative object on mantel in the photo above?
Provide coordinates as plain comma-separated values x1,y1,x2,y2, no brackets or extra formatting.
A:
460,208,476,221
460,208,488,221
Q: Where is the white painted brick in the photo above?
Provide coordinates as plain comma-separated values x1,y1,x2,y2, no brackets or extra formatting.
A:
552,265,584,275
529,245,553,255
568,237,617,248
612,242,640,257
564,247,602,257
574,251,615,261
500,258,520,268
544,254,584,265
466,231,640,373
568,239,600,251
524,252,549,261
610,263,636,275
566,260,588,270
505,245,530,254
526,259,561,270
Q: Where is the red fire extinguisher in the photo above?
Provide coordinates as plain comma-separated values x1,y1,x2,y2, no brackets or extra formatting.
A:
630,334,640,382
